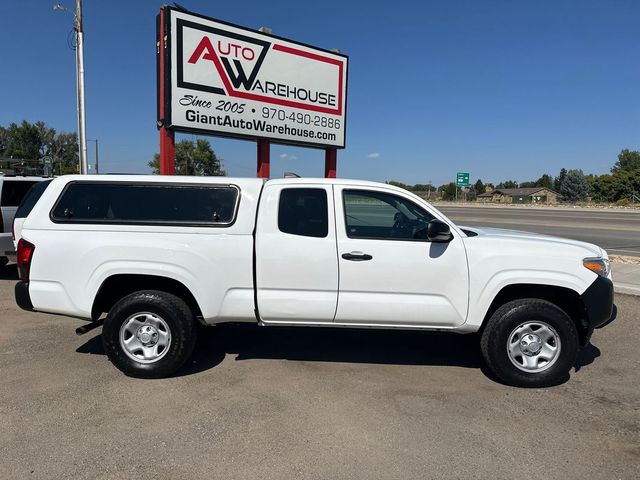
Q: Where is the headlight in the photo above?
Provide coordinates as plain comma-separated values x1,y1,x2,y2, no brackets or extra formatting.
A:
583,257,610,277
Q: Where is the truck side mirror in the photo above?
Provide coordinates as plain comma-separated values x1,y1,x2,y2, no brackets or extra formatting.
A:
426,219,453,243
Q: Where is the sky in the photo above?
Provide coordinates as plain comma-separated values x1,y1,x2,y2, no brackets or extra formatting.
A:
1,0,638,186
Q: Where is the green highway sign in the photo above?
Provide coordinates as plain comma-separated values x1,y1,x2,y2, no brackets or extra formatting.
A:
456,172,470,187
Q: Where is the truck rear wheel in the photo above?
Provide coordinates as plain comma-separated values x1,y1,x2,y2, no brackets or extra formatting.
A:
103,290,197,378
480,299,579,387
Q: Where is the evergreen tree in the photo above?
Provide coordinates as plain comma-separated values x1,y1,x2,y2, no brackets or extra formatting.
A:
536,174,554,189
554,168,567,191
559,169,589,202
496,180,518,189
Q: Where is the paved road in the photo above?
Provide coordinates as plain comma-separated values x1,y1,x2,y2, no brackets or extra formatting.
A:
439,206,640,257
0,265,638,479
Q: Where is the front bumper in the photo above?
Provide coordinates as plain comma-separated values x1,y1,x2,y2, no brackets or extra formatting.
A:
15,281,34,311
579,275,616,345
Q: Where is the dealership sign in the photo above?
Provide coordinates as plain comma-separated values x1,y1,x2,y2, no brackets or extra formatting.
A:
159,8,348,148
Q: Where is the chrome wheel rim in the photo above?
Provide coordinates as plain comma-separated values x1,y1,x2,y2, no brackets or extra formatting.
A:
507,321,561,373
119,312,171,364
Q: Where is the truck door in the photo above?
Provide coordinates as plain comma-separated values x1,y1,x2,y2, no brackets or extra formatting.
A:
255,183,338,323
333,186,469,327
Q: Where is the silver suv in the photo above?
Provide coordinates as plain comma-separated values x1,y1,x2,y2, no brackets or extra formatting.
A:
0,175,49,267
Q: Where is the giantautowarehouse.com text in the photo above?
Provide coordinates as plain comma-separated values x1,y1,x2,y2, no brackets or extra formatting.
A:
184,110,337,141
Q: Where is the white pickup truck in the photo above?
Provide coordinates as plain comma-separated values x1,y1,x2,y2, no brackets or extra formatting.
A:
14,175,616,386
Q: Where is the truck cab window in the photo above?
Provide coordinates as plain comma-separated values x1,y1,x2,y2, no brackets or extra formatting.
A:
278,188,328,238
343,190,434,240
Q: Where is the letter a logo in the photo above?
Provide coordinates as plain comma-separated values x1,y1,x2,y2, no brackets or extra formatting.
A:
187,30,270,93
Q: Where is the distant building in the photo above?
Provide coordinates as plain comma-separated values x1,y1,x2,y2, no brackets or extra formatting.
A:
476,187,558,204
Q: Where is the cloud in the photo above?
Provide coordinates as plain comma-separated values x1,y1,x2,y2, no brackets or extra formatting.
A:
279,153,298,160
367,152,380,159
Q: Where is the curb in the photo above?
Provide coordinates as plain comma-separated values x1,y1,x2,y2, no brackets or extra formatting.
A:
614,283,640,297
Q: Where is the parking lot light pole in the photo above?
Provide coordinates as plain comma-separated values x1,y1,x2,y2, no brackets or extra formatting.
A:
87,138,98,173
54,1,88,175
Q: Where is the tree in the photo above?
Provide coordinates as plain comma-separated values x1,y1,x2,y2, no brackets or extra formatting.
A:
149,139,226,176
559,169,589,202
519,181,536,188
554,168,567,191
536,174,554,189
474,179,486,195
387,180,412,191
442,182,460,200
0,126,8,156
611,149,640,173
588,170,640,203
51,132,81,174
4,121,41,159
496,180,518,189
386,181,434,192
585,150,640,203
0,120,78,174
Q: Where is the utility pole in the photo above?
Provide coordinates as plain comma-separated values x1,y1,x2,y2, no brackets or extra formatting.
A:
75,0,88,174
54,1,88,174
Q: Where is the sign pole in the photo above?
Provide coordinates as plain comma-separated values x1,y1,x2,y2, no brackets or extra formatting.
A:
158,7,175,175
324,148,336,178
159,128,175,175
257,140,270,178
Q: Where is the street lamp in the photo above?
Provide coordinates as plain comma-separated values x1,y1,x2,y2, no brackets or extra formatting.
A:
87,138,99,173
54,1,88,175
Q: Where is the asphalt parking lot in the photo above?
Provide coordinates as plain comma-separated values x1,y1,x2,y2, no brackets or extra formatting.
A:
1,265,638,480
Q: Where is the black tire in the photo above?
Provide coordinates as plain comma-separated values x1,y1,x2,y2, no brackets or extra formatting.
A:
0,257,8,268
480,299,579,388
102,290,198,379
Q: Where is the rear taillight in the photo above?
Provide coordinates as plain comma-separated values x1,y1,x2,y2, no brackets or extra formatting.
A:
17,239,35,282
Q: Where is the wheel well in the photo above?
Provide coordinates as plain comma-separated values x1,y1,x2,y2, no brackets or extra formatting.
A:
481,284,589,343
92,274,204,322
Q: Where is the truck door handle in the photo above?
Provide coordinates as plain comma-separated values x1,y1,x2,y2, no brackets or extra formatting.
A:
341,252,373,261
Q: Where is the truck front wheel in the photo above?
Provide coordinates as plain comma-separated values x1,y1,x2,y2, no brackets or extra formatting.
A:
480,299,579,387
103,290,197,378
